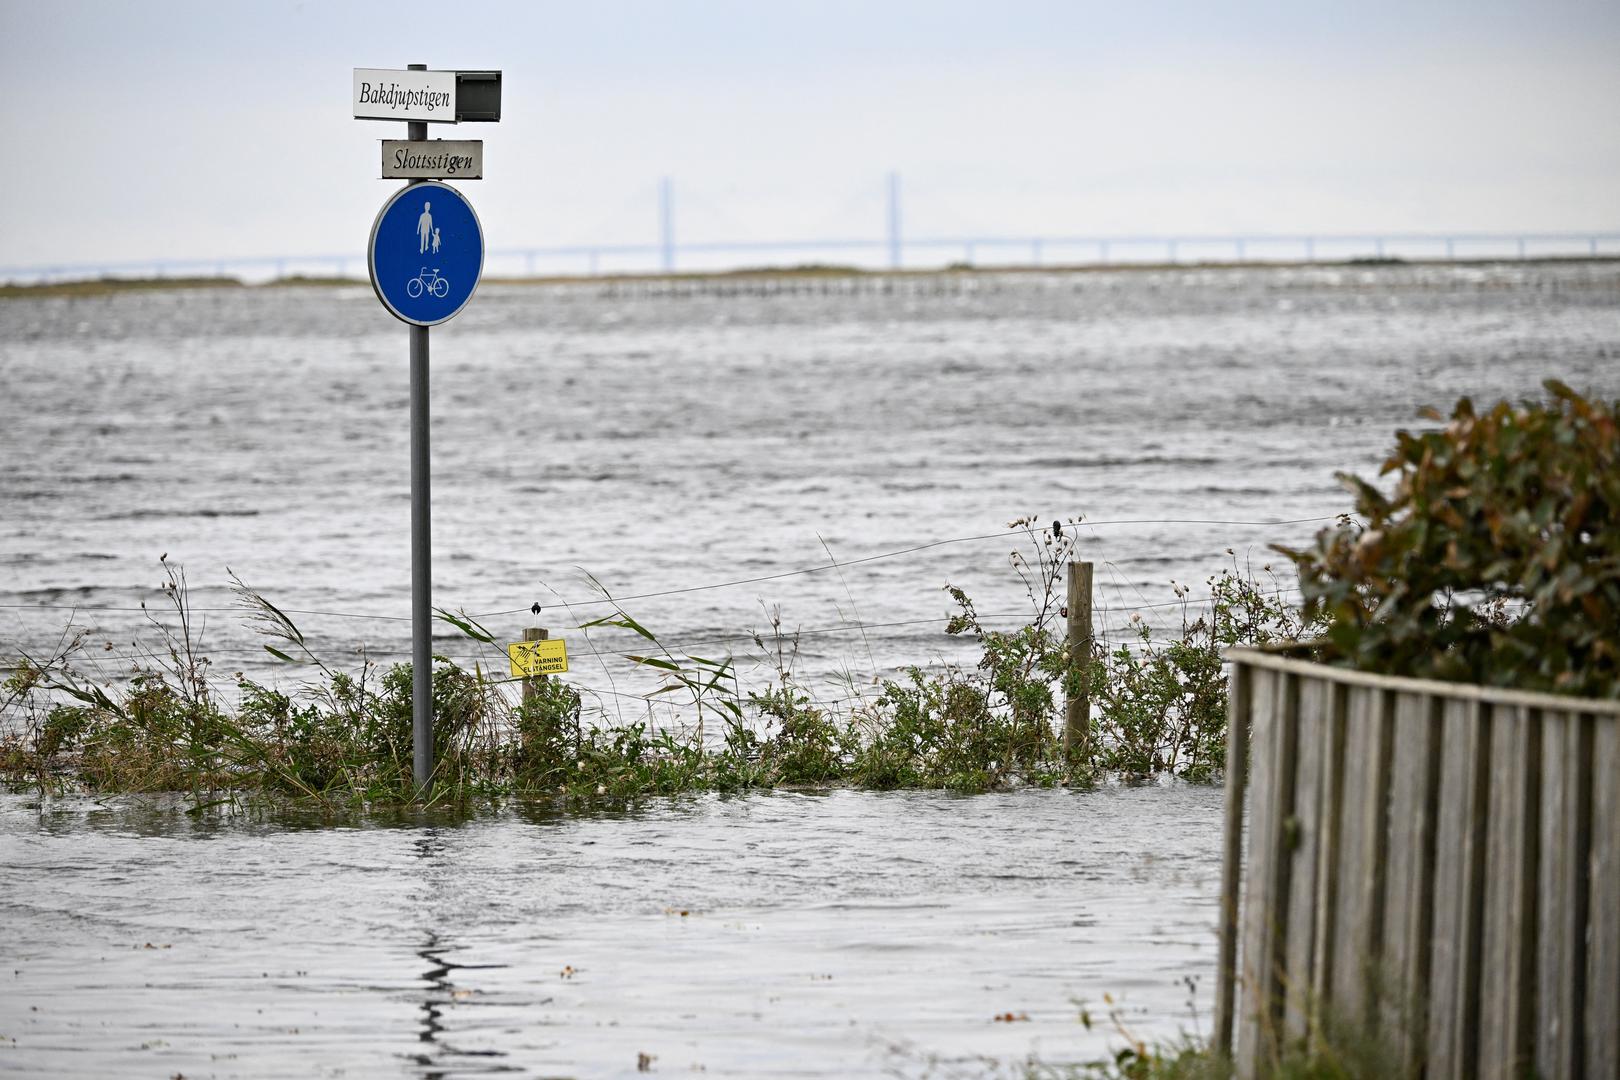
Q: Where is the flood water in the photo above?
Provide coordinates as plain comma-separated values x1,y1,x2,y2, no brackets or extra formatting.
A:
2,263,1618,1075
3,264,1617,695
2,785,1222,1077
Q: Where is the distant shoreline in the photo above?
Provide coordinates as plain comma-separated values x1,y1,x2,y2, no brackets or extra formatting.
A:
4,255,1617,299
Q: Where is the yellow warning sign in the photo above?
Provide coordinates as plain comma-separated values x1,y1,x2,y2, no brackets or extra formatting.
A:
508,637,568,677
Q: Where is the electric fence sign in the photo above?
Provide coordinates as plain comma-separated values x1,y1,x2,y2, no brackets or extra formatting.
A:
354,64,500,791
508,637,569,677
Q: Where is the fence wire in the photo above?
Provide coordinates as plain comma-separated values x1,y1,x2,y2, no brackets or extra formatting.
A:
0,514,1339,630
1,512,1338,712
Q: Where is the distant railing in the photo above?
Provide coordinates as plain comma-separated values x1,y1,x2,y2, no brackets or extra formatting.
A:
1215,648,1620,1079
4,232,1619,285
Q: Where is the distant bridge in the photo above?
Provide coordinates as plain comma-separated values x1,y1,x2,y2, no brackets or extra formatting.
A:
7,231,1619,286
4,174,1617,283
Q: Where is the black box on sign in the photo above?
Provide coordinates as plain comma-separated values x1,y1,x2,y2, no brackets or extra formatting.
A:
456,71,501,122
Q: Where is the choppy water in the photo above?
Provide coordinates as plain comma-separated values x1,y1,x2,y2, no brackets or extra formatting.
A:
3,264,1617,698
2,263,1618,1075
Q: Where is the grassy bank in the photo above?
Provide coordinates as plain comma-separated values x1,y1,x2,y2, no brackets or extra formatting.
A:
0,525,1321,808
0,276,247,299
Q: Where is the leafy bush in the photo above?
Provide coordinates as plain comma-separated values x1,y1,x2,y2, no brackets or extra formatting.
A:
512,676,584,787
750,687,851,785
1278,380,1618,698
1091,567,1324,780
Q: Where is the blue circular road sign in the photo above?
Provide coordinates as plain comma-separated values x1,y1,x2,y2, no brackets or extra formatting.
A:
368,180,484,326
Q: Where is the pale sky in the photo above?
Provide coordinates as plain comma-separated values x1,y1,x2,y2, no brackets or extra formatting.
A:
2,0,1617,272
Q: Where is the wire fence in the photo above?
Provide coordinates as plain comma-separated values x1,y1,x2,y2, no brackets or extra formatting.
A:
0,514,1339,681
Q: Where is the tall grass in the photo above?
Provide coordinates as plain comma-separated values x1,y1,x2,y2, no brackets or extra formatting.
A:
1,525,1318,807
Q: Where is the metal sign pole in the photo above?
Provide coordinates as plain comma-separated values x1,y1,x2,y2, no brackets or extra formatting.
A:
406,63,433,792
357,60,497,793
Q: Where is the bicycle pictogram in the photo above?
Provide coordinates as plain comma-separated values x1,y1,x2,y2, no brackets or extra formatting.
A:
406,267,451,299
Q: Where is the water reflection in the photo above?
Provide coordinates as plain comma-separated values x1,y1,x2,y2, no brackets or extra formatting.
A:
410,831,521,1077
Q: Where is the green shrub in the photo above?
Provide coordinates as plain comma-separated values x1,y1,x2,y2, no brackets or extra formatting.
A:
750,687,851,785
1090,568,1321,781
237,679,356,794
512,677,584,788
1278,380,1618,698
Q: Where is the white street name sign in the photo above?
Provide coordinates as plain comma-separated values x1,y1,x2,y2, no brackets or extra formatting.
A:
382,140,483,179
353,68,458,122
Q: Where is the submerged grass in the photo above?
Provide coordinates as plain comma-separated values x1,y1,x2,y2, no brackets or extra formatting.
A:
1,523,1318,809
884,983,1411,1080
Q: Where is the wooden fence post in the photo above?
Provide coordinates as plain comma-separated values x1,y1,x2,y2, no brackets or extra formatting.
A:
1064,561,1094,758
522,626,549,705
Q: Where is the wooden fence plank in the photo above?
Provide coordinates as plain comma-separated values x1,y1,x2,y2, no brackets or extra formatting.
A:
1308,682,1349,1051
1382,690,1443,1074
1588,715,1619,1080
1283,674,1325,1045
1328,683,1370,1012
1236,665,1280,1076
1425,698,1491,1080
1330,684,1394,1022
1536,710,1593,1079
1236,668,1297,1076
1214,659,1253,1059
1480,705,1542,1078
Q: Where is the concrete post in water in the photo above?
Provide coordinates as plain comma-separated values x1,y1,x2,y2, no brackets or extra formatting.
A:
1064,561,1094,759
886,171,902,270
406,63,434,792
659,176,675,273
522,626,549,706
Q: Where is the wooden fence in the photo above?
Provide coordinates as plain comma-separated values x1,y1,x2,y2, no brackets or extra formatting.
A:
1214,648,1619,1079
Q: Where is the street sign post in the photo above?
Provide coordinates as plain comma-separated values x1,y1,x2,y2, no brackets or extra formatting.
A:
356,62,499,794
368,180,484,325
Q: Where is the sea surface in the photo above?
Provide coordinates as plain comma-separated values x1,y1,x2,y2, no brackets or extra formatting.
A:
2,262,1617,1076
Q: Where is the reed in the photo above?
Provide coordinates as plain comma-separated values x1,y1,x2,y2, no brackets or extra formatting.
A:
1,527,1314,808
